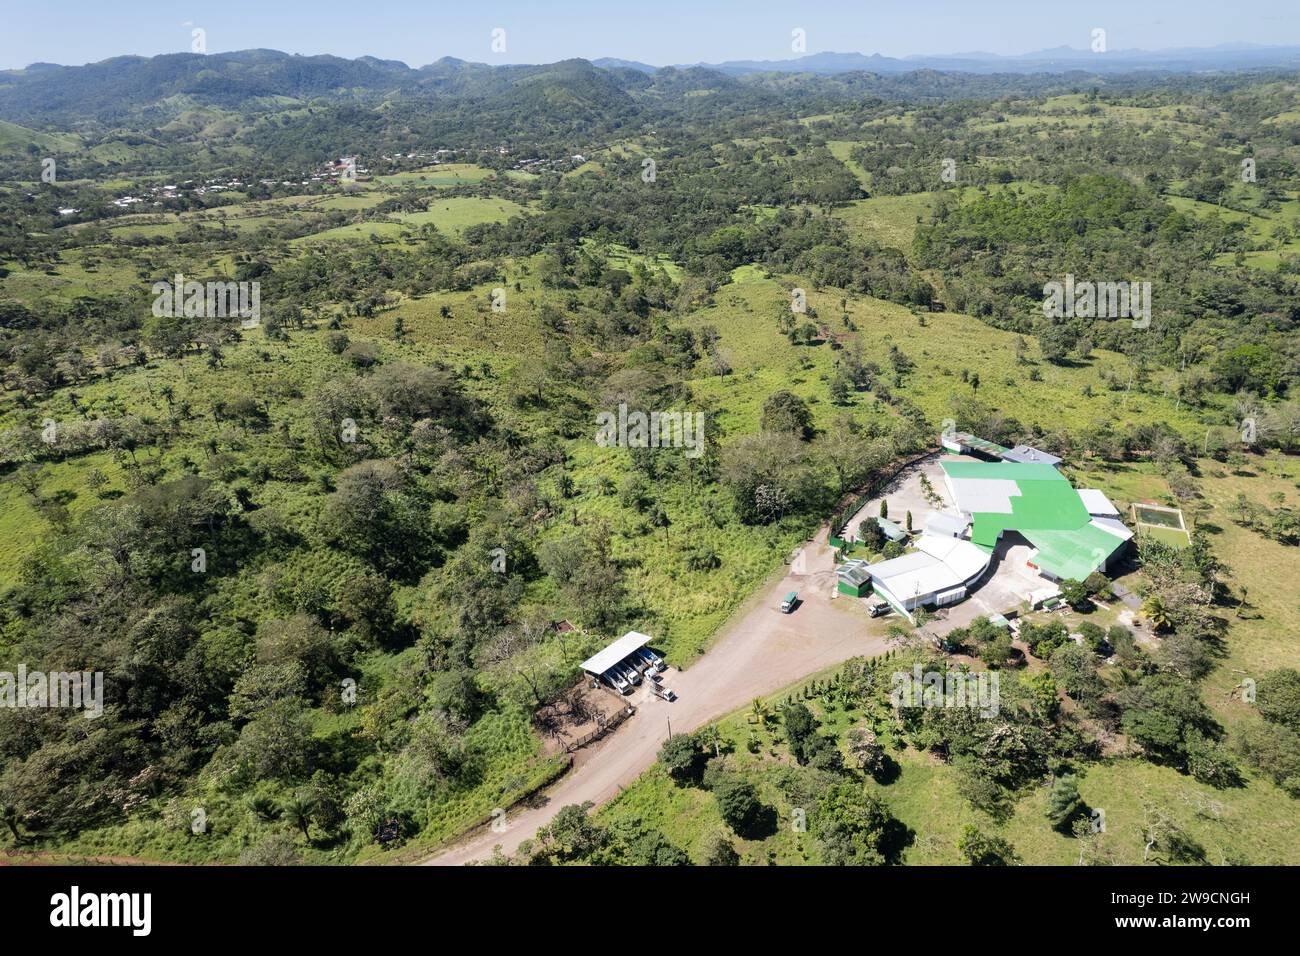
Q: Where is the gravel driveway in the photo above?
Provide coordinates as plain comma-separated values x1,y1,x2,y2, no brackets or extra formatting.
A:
422,527,895,865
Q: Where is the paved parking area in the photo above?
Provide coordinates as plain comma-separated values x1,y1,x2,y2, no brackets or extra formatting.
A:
926,535,1050,636
842,453,972,540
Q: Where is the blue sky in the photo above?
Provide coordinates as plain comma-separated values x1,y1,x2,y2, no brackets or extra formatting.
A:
4,0,1299,70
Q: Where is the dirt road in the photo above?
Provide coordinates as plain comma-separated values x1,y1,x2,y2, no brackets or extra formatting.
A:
422,527,892,865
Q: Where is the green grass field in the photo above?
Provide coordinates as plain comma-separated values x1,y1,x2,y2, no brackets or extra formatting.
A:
294,197,527,245
683,272,1205,440
376,164,493,187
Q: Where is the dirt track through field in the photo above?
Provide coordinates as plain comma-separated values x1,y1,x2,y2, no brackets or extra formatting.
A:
422,527,892,866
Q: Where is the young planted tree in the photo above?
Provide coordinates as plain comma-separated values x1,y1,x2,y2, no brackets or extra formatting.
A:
847,727,886,777
1045,775,1086,832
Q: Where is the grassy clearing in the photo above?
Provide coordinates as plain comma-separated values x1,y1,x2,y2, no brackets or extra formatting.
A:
833,193,935,251
0,119,81,155
825,140,871,189
394,196,529,235
376,164,493,187
683,273,1205,439
831,182,1057,255
294,197,526,246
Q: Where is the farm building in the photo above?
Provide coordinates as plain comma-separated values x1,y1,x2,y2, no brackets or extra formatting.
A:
843,515,907,544
923,511,967,538
875,517,908,542
939,460,1132,582
837,558,872,597
940,433,1062,468
941,431,1009,458
863,532,994,622
1000,444,1063,466
835,441,1131,622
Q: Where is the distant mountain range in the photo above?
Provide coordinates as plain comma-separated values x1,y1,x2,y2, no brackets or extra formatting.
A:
596,43,1300,75
3,43,1300,129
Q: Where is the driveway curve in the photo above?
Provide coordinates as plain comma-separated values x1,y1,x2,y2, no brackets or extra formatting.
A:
422,527,892,865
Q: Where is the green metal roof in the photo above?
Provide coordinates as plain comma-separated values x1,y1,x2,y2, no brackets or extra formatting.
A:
962,435,1010,455
940,460,1120,580
941,461,1065,482
1022,524,1122,581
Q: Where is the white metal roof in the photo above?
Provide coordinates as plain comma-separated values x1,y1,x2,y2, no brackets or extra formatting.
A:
1002,445,1063,466
916,533,992,582
580,631,652,675
924,511,967,537
1029,585,1062,605
1078,488,1120,516
1090,516,1133,541
867,534,992,603
914,533,962,561
948,477,1021,514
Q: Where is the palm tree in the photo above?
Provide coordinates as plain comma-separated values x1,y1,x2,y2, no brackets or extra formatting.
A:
246,794,281,823
700,724,722,758
1141,595,1173,633
650,506,671,545
282,795,315,841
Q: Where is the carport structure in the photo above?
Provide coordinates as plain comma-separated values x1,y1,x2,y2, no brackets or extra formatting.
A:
580,631,663,694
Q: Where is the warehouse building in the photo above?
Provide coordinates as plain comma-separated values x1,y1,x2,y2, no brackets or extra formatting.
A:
863,532,994,622
940,460,1132,583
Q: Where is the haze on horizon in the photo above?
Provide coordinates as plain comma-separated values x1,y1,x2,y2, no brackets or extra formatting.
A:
4,0,1300,71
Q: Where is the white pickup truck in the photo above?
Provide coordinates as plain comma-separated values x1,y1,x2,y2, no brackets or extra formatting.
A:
650,682,677,702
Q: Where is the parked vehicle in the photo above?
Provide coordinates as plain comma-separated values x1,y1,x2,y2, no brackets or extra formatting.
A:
618,662,642,685
637,648,663,673
780,591,798,613
651,683,677,702
868,600,891,618
605,669,630,694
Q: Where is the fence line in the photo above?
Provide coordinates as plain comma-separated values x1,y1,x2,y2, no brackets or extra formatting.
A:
566,704,635,753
